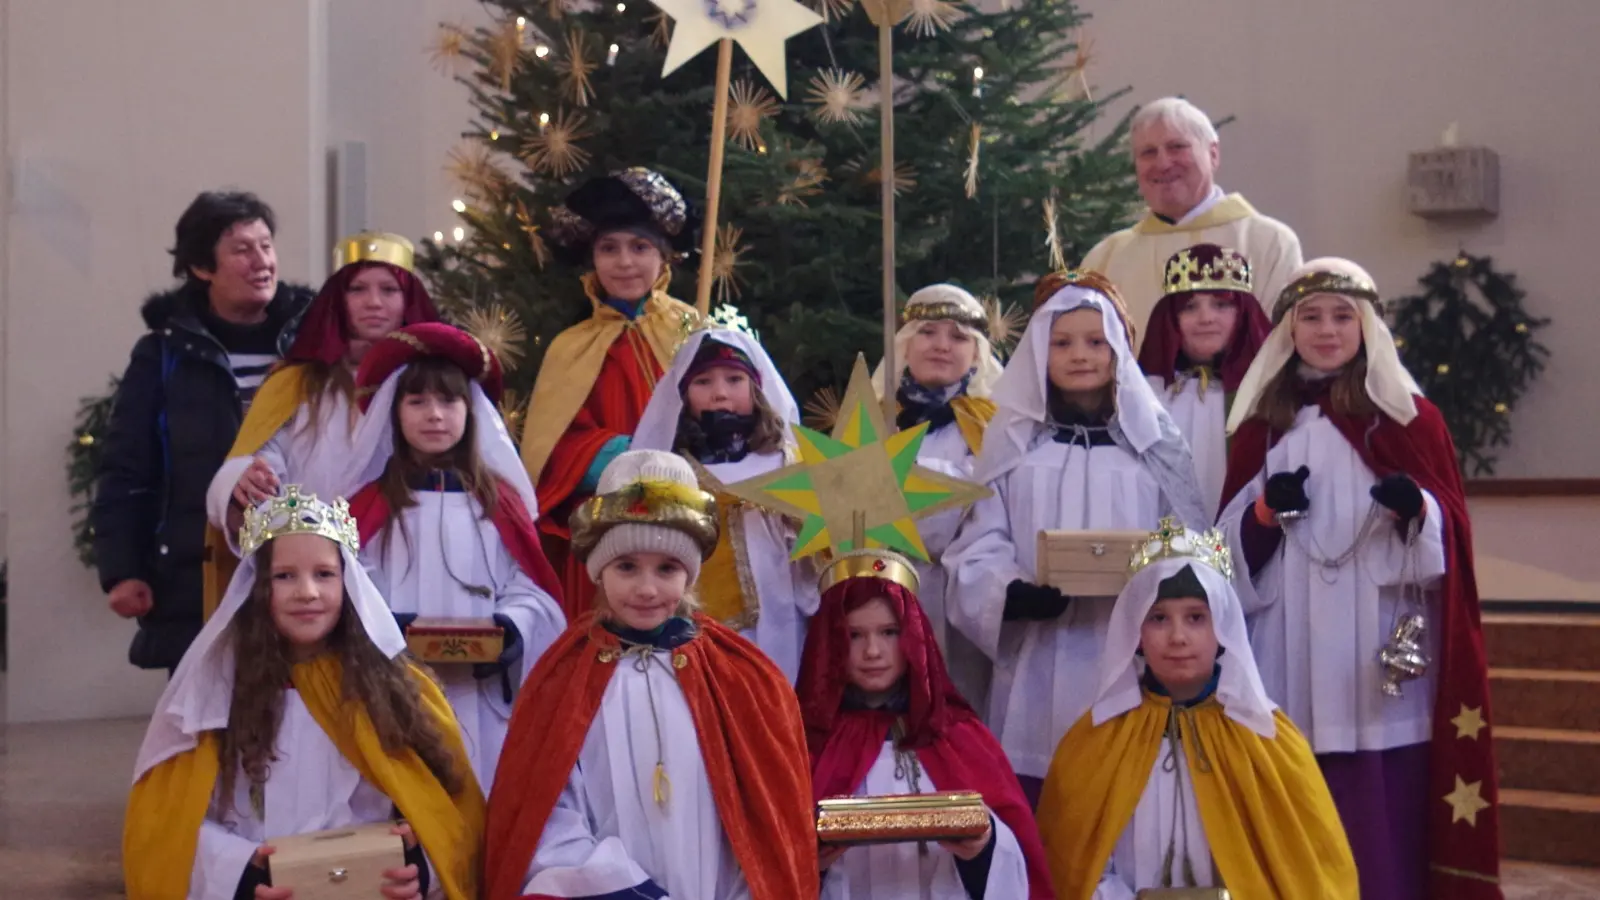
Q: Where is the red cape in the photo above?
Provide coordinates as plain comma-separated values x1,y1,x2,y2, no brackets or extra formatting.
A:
349,479,564,606
1221,395,1500,898
799,578,1055,898
286,262,438,365
535,327,664,620
1137,289,1271,392
484,612,819,900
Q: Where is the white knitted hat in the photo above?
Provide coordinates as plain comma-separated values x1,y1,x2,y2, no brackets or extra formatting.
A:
578,449,717,585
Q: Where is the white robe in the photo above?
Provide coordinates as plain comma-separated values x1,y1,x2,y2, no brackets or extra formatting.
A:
944,437,1169,778
189,690,419,899
522,644,751,899
363,490,566,786
821,741,1031,900
913,423,993,714
206,387,362,552
1219,406,1447,753
1092,732,1216,899
704,452,820,684
1147,375,1229,523
1080,191,1302,341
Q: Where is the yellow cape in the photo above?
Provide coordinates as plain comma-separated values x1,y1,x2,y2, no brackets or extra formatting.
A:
518,275,699,486
123,654,485,900
202,365,311,619
951,394,997,457
1037,694,1357,900
1130,193,1259,236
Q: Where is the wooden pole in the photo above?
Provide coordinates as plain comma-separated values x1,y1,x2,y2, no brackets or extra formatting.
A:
695,39,735,316
877,22,897,428
853,509,868,551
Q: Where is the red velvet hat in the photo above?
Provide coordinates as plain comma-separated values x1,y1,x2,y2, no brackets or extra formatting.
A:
355,322,504,411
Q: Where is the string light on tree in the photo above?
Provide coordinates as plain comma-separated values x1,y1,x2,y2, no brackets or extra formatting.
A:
433,231,445,242
972,65,984,98
451,198,468,213
453,226,466,242
608,43,620,66
535,43,551,58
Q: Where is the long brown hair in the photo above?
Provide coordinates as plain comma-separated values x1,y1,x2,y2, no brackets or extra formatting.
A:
298,362,358,443
1250,349,1379,432
217,539,465,816
674,385,788,456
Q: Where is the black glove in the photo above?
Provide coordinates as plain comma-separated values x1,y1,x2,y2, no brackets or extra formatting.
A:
1371,473,1424,526
474,614,524,703
1003,580,1072,622
393,612,418,633
1263,466,1312,515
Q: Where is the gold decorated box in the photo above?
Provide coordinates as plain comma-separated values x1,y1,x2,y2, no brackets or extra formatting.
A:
404,617,503,664
1036,530,1146,597
816,791,989,845
268,822,405,899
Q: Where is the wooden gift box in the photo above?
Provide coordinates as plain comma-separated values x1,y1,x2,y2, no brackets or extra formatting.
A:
1036,530,1146,597
268,822,405,899
816,791,989,845
405,617,503,663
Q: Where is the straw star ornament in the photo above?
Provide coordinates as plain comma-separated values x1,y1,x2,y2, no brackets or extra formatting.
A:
717,356,991,560
647,0,825,97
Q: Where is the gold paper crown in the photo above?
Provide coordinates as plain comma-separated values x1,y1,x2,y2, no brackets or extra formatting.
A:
570,477,721,561
675,304,759,357
239,485,360,557
1163,246,1253,297
333,231,415,273
902,300,987,332
818,548,921,596
1128,516,1233,582
1272,269,1382,323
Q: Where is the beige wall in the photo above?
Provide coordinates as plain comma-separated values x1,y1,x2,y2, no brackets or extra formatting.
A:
1080,0,1600,477
2,0,329,721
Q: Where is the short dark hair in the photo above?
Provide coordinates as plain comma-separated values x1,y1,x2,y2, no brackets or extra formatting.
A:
170,191,277,279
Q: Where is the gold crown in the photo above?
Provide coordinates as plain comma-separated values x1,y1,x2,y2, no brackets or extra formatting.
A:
902,300,987,332
1163,247,1253,297
818,548,921,596
1128,516,1233,582
239,485,361,557
333,231,415,273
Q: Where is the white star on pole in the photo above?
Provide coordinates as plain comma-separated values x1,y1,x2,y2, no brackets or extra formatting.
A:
649,0,824,98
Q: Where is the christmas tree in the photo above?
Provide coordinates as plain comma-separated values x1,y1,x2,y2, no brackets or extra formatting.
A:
1390,252,1551,476
421,0,1140,415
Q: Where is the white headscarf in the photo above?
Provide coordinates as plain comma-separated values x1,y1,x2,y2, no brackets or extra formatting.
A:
978,285,1172,481
870,284,1005,400
133,491,405,783
343,373,536,515
632,327,799,453
1091,553,1277,738
1227,257,1423,434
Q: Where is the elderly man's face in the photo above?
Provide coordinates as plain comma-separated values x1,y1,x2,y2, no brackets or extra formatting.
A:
1133,120,1219,221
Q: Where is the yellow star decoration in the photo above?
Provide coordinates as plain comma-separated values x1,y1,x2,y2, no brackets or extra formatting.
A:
1451,704,1488,741
1443,776,1491,826
717,356,991,560
647,0,824,98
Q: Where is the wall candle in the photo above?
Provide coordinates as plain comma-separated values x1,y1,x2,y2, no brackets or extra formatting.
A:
538,112,550,132
607,43,619,66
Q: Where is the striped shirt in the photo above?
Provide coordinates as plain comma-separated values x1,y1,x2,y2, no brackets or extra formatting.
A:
199,310,283,412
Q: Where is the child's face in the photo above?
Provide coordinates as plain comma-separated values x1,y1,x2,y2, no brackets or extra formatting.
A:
1139,596,1219,696
1176,291,1239,362
600,552,690,631
592,230,665,301
1292,294,1362,373
845,597,907,695
905,320,978,389
268,533,344,659
398,389,468,457
1047,307,1114,395
344,265,407,345
684,365,755,417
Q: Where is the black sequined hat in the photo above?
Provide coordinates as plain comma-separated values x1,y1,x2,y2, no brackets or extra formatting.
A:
547,167,701,267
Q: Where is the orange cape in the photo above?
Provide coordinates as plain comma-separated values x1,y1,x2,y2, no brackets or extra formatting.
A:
484,612,819,900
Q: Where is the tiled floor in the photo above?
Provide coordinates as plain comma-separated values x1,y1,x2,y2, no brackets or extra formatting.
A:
2,714,1598,897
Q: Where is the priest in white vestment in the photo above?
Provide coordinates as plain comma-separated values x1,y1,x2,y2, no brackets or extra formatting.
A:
1079,97,1302,341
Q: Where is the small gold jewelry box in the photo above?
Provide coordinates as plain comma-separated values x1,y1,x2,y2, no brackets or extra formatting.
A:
268,822,405,899
405,617,503,663
816,791,989,845
1036,529,1146,596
